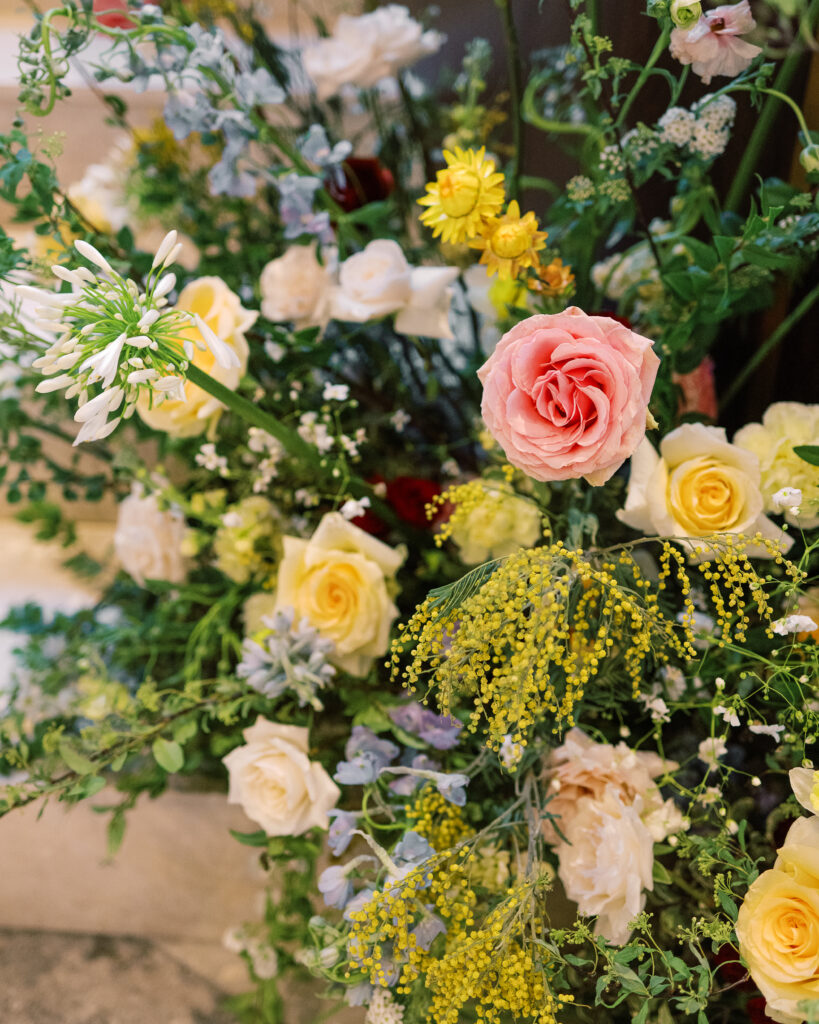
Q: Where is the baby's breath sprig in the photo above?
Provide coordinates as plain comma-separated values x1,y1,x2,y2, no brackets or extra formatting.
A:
19,231,239,445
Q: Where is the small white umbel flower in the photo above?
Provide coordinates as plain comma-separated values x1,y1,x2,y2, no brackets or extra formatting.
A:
21,232,238,444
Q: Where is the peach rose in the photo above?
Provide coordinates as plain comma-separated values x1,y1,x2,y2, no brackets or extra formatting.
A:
736,816,819,1024
478,307,660,486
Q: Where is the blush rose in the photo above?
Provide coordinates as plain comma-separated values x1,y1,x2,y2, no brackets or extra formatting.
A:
477,307,660,485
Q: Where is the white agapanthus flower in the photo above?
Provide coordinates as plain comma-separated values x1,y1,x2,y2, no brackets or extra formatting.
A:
21,232,238,444
237,607,336,709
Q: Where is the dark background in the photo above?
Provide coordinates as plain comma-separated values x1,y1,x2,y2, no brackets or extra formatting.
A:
409,0,819,431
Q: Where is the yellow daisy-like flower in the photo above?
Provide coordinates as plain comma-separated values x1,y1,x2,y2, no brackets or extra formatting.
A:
528,256,575,296
418,146,505,245
470,201,548,281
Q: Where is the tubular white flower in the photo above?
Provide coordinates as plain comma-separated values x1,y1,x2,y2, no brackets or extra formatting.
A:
151,230,178,270
191,312,241,369
154,273,177,299
74,239,114,276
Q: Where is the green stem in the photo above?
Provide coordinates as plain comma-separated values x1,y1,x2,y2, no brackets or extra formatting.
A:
496,0,524,197
725,0,819,214
184,365,415,534
718,280,819,410
615,24,672,129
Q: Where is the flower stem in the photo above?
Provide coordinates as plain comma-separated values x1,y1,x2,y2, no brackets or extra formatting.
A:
725,0,819,214
615,24,672,129
718,279,819,411
184,364,411,533
496,0,524,198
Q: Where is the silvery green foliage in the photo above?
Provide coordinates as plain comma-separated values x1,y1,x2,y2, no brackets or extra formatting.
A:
237,607,336,709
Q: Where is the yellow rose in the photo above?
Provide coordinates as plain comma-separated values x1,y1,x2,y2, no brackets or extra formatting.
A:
617,423,790,557
736,817,819,1024
449,487,541,565
137,276,256,437
273,512,404,677
735,402,819,529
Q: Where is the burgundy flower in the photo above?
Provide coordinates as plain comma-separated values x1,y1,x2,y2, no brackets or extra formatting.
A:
386,476,441,529
327,157,395,213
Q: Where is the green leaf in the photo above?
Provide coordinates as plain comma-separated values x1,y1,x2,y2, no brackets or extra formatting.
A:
229,828,270,847
653,860,673,885
58,740,97,776
426,558,506,619
107,810,126,858
152,737,184,773
794,445,819,467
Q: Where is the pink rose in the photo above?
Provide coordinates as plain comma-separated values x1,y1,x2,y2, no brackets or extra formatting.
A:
670,1,761,84
478,307,660,486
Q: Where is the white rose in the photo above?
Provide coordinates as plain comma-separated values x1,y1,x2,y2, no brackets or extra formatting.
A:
114,485,187,586
394,266,460,341
274,512,404,676
301,7,443,100
223,718,340,836
331,240,412,323
556,788,654,945
259,243,337,328
137,276,256,437
301,16,385,101
617,423,790,557
366,5,444,73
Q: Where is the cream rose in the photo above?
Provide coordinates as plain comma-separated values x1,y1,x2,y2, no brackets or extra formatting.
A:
259,243,336,328
449,487,541,565
301,6,443,100
617,423,790,556
273,512,404,676
556,787,655,945
394,265,460,341
330,240,412,323
223,718,340,836
736,816,819,1024
137,277,256,437
114,484,187,586
734,402,819,528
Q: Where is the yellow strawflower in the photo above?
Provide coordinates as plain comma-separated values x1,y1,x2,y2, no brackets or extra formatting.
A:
418,146,505,245
470,201,547,280
528,256,575,297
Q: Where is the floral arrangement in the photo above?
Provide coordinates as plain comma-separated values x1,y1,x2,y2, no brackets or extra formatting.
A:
1,1,819,1023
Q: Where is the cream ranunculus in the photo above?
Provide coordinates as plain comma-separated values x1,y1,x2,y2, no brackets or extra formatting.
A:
259,243,336,328
330,240,412,323
617,423,790,557
544,728,680,844
556,787,655,945
736,816,819,1024
114,484,187,586
222,718,340,836
273,512,405,676
734,402,819,529
137,276,256,437
449,486,541,565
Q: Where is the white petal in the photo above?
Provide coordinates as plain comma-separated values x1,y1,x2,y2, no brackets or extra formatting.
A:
192,313,240,369
153,273,176,299
35,374,73,393
151,230,178,269
75,239,114,276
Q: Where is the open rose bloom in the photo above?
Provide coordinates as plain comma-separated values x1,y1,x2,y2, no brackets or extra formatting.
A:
670,0,761,84
478,307,660,485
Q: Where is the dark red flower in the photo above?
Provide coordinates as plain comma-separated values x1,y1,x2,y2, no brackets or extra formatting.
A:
327,157,395,213
93,0,137,29
386,477,441,530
